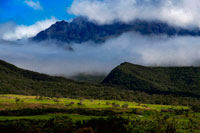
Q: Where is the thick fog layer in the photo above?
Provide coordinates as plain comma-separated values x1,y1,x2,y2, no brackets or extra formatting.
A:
1,32,200,76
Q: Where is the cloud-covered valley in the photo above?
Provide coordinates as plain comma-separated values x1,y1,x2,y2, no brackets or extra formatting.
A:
1,0,200,77
1,32,200,77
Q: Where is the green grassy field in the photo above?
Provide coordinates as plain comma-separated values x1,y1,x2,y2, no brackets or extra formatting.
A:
0,94,188,111
0,94,199,132
0,94,191,121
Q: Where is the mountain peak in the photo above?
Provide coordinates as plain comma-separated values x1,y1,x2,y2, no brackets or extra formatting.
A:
102,62,200,98
32,17,200,44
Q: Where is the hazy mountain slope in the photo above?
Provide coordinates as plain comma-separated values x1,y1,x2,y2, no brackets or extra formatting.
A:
102,62,200,97
33,17,200,43
0,59,116,99
0,59,200,105
1,60,157,102
70,73,106,83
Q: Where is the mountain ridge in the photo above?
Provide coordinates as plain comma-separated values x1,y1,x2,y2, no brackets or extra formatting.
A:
102,62,200,97
33,17,200,44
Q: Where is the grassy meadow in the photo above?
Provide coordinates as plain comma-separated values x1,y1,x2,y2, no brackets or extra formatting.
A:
0,94,199,132
0,94,188,111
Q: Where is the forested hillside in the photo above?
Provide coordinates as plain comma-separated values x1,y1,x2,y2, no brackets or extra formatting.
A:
103,62,200,97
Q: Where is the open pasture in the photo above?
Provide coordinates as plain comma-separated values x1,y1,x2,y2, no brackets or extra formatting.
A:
0,94,188,111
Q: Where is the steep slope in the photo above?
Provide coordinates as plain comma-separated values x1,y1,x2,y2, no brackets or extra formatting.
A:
102,62,200,97
33,17,200,43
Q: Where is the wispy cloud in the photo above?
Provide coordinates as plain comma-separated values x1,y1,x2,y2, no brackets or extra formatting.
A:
69,0,200,28
25,0,43,10
0,17,57,41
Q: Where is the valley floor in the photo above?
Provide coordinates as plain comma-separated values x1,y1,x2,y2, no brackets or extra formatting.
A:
0,94,199,132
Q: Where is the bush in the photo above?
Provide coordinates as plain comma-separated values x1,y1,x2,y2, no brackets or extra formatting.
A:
78,102,83,106
90,99,94,102
106,102,111,105
191,105,200,112
39,96,44,100
15,98,20,104
70,102,75,105
112,102,120,108
53,99,59,104
122,104,129,108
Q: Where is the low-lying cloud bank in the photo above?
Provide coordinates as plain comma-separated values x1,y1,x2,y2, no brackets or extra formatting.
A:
0,17,57,41
69,0,200,28
0,32,200,76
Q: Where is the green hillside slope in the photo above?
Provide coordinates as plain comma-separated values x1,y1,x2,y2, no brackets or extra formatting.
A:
102,62,200,97
1,60,200,105
0,60,117,99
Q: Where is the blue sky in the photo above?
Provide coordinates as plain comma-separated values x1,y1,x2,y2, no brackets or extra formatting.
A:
0,0,74,25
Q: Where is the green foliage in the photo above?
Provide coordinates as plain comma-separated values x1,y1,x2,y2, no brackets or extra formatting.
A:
15,98,20,104
70,73,106,83
112,102,120,108
0,115,198,133
191,105,200,112
53,99,59,104
0,60,200,106
103,62,200,98
122,104,129,108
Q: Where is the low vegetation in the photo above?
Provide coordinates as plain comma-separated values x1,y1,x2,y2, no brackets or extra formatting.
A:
0,94,199,132
1,60,200,107
0,60,200,132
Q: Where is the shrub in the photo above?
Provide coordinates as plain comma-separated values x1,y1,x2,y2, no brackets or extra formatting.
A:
70,102,75,105
106,102,111,105
78,102,83,106
112,102,120,108
39,96,44,100
191,105,200,112
53,99,60,104
122,104,129,108
90,99,94,102
15,98,20,104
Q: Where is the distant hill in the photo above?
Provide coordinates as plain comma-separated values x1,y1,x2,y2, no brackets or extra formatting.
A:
102,62,200,97
0,59,138,101
32,17,200,44
70,73,106,83
0,60,200,105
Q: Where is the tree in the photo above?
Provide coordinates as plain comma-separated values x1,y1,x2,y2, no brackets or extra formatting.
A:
122,104,129,108
15,98,20,105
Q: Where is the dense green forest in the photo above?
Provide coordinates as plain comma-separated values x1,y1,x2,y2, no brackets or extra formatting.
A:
1,115,199,133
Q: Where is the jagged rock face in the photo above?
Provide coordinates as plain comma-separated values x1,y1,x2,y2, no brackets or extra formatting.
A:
33,17,200,43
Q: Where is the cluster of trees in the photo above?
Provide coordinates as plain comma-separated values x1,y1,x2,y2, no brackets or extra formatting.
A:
0,115,199,133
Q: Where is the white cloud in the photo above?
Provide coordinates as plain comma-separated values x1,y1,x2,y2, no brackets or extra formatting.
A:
25,0,43,10
1,32,200,76
69,0,200,27
1,17,57,41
